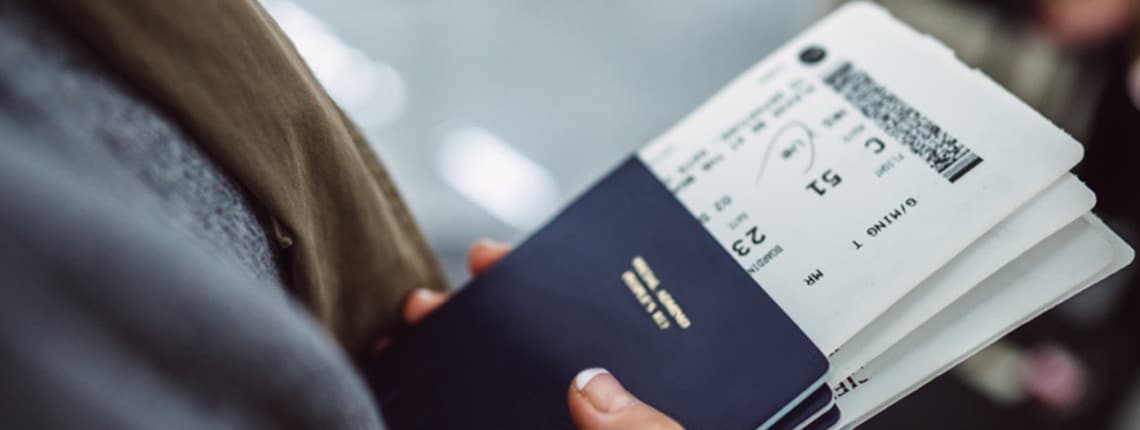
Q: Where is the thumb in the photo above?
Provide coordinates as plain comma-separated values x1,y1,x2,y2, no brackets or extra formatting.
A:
567,368,684,430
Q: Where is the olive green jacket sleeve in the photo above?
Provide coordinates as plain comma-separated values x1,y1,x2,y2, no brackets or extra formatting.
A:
39,0,448,356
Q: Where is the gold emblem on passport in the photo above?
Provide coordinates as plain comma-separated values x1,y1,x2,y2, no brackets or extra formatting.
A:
621,256,691,330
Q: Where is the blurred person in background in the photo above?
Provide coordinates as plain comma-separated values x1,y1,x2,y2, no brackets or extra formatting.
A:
1036,0,1139,102
0,0,682,429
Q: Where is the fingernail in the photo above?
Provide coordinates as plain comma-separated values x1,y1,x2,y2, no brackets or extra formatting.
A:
574,368,635,413
413,288,442,301
1129,60,1140,111
575,368,608,390
475,238,510,250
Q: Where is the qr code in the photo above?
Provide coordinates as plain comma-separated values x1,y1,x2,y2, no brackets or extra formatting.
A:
823,62,982,183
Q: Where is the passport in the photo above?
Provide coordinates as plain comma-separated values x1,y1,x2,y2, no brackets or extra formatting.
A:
364,158,829,429
361,3,1135,429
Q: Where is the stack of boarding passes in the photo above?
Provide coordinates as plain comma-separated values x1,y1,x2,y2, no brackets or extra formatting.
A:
635,2,1134,428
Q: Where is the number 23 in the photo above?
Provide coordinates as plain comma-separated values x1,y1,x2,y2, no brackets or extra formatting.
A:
732,226,766,257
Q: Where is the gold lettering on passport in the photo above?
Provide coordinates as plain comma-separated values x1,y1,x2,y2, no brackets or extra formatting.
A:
632,257,660,290
621,256,691,330
655,290,692,329
622,271,658,313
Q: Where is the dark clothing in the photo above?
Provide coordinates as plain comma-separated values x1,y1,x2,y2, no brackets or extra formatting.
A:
0,0,449,428
0,0,284,290
35,0,449,355
0,77,382,430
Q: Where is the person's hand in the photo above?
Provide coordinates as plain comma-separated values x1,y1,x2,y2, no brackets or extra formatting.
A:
397,240,684,430
564,366,683,430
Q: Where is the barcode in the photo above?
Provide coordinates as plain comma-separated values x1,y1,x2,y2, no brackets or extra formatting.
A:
823,62,982,183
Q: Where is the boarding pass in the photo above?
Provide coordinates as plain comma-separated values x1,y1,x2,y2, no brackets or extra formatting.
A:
637,3,1084,352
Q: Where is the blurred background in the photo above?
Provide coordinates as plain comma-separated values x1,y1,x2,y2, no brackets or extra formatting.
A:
262,0,1140,428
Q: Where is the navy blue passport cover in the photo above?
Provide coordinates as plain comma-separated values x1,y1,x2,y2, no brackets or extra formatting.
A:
363,158,828,429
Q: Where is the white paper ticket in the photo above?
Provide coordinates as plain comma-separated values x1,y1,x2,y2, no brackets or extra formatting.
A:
828,174,1094,378
637,2,1083,351
833,214,1133,428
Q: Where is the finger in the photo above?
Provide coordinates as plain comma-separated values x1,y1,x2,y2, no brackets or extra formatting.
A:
375,288,450,351
568,368,684,430
402,288,448,325
467,239,511,276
